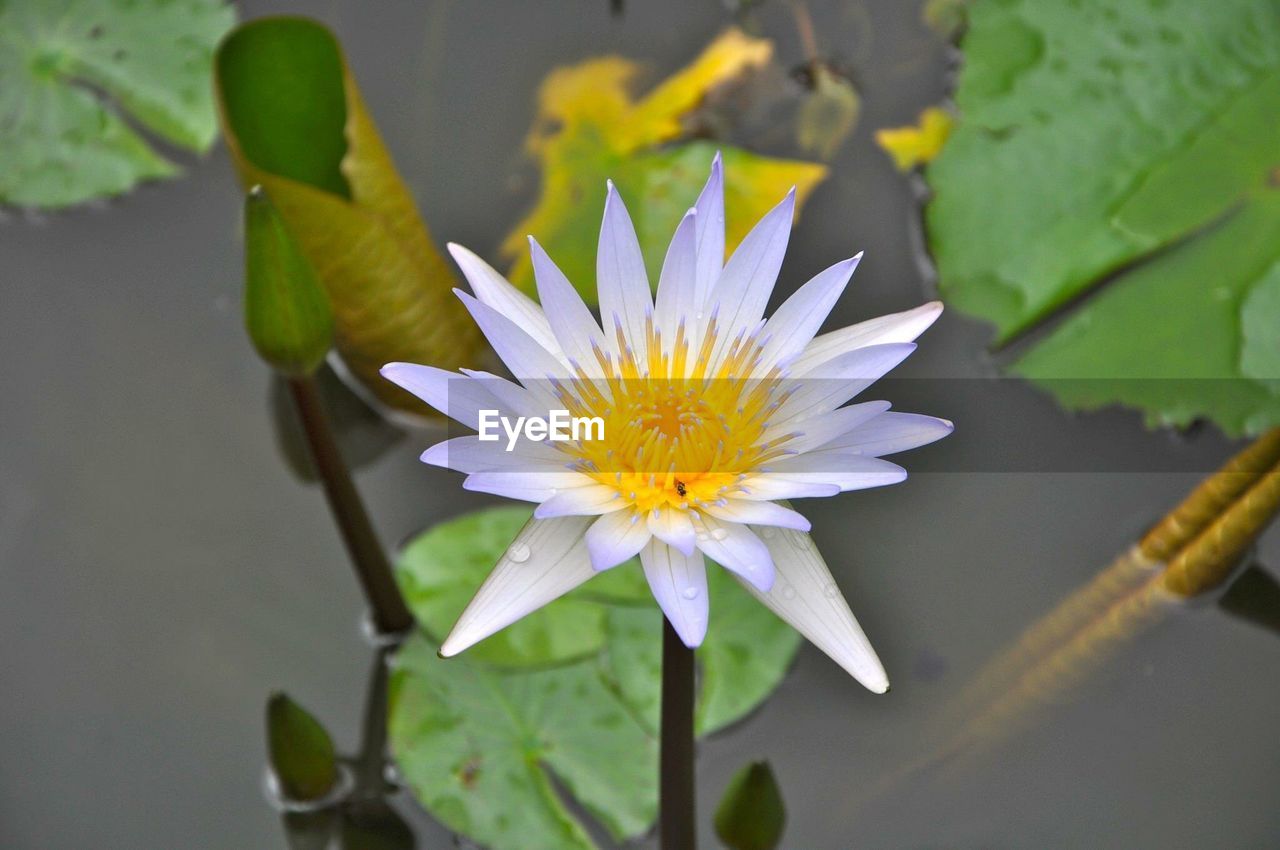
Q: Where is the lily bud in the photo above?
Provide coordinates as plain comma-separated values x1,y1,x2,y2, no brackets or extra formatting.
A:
266,692,340,802
245,186,333,376
714,760,786,850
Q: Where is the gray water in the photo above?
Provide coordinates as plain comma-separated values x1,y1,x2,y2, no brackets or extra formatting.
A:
2,1,1277,848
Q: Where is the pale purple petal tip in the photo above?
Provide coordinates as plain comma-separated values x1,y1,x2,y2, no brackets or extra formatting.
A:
641,541,709,648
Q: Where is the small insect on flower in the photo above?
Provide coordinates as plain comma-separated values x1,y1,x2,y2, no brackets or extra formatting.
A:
382,154,952,693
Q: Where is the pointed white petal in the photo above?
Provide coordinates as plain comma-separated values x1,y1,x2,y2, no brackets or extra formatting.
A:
654,209,699,347
648,507,697,556
701,498,811,531
733,476,842,501
765,400,892,455
458,368,559,420
695,516,774,592
529,237,607,378
421,435,569,474
794,340,917,383
693,152,725,308
767,454,908,492
448,243,562,357
641,540,709,648
439,515,595,656
738,526,888,692
584,509,651,571
597,183,652,360
463,470,593,502
707,189,794,355
774,344,915,423
456,291,569,383
534,484,624,518
757,254,861,373
793,302,942,375
380,363,499,430
824,412,955,456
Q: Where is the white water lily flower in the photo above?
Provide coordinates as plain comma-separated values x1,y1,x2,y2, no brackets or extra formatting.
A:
382,155,950,693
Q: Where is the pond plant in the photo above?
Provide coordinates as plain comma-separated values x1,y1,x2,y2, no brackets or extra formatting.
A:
215,6,1280,849
381,157,952,845
8,0,1279,847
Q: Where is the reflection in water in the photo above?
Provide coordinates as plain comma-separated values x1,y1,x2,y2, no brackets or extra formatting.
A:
862,430,1280,812
946,545,1162,723
1219,564,1280,637
269,649,416,850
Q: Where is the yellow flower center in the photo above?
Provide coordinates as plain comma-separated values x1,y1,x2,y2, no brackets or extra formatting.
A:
555,317,791,513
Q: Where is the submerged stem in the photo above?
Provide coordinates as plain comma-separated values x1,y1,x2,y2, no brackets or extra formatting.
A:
660,619,697,850
790,0,820,64
1140,428,1280,562
287,375,414,635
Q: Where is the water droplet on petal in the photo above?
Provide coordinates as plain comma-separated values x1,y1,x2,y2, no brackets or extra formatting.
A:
781,584,796,600
695,531,710,542
681,586,699,600
760,527,777,539
710,527,728,541
824,582,839,598
508,542,531,563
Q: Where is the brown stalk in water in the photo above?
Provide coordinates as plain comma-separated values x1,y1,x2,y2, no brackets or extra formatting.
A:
873,429,1280,800
948,428,1280,719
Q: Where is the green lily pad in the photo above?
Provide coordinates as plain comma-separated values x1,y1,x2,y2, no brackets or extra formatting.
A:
598,567,801,735
388,636,656,850
0,0,235,208
695,568,802,732
926,0,1280,434
391,505,803,848
396,506,646,667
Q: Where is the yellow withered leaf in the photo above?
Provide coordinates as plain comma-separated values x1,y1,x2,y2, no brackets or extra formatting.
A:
875,106,954,172
216,18,483,415
626,28,773,148
502,29,828,299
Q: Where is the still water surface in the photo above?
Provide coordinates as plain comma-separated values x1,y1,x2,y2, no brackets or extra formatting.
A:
2,1,1277,847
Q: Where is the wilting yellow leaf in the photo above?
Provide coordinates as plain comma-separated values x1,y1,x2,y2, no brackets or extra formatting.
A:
875,106,954,172
216,18,483,414
796,64,861,161
626,28,773,148
503,29,828,299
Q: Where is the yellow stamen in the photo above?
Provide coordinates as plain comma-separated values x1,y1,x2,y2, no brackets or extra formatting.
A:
556,316,783,513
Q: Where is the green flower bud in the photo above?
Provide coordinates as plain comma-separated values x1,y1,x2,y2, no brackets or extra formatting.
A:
245,186,333,376
714,760,786,850
266,692,340,802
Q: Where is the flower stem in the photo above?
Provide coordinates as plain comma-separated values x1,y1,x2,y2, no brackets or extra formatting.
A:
286,375,414,635
660,619,697,850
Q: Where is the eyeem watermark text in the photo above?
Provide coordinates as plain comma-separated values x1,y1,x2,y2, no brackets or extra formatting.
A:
478,410,604,451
